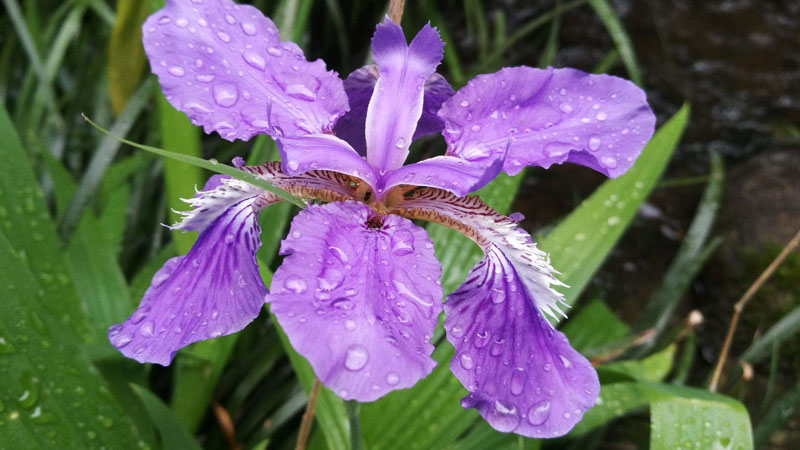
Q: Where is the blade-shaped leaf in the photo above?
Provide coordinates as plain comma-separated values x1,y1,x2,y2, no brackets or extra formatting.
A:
0,103,140,448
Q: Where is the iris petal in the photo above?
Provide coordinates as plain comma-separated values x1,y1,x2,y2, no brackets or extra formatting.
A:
108,195,270,365
393,188,598,436
268,201,442,401
364,18,445,171
438,67,655,177
334,65,454,156
142,0,348,141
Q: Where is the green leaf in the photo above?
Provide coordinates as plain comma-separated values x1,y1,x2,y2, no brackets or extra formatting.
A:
0,102,140,448
634,152,723,336
108,0,149,114
82,113,305,207
569,382,651,436
649,383,753,450
157,91,203,255
601,345,676,382
587,0,643,86
753,379,800,447
540,104,691,308
561,299,629,353
131,385,202,450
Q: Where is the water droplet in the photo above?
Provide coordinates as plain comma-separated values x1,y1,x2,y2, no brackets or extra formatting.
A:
511,367,525,395
241,22,257,35
344,320,357,331
595,112,608,121
386,372,400,385
98,415,114,428
543,363,552,372
600,155,618,169
559,102,574,114
267,46,282,57
283,276,308,294
527,400,551,425
216,31,231,42
224,13,236,24
559,354,572,368
195,74,215,83
451,326,464,338
168,66,185,77
344,345,369,371
328,246,349,263
175,18,189,28
213,83,239,107
287,160,299,171
331,298,355,310
588,136,602,151
139,321,154,337
460,100,469,107
224,233,235,244
491,290,506,304
459,354,474,369
112,333,133,348
243,52,265,70
284,84,316,101
390,230,414,255
489,401,520,432
317,267,343,291
395,137,406,149
208,325,226,337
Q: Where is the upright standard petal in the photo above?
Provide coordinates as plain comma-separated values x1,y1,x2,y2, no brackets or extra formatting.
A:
268,201,442,401
275,134,379,193
108,183,276,365
391,188,599,437
334,65,454,155
438,67,655,177
364,19,445,171
142,0,348,141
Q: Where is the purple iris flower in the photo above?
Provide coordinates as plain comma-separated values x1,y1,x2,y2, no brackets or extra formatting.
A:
109,0,655,437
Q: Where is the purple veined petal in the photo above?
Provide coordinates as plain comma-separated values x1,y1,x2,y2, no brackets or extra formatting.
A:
364,18,445,172
267,201,442,401
391,188,598,436
172,172,277,232
243,161,361,202
444,245,598,437
438,67,655,177
276,134,379,193
108,194,274,365
334,65,454,156
142,0,348,142
380,154,504,198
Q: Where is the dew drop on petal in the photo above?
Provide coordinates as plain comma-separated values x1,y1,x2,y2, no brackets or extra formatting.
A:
267,46,282,57
241,22,257,35
390,230,415,256
489,401,520,432
213,84,239,107
344,320,356,331
331,297,355,310
588,136,602,151
283,276,307,294
386,372,400,386
510,367,525,395
139,321,154,337
317,267,344,291
527,400,551,425
600,155,618,169
216,31,231,43
459,353,474,370
344,344,368,371
168,66,185,77
243,52,266,70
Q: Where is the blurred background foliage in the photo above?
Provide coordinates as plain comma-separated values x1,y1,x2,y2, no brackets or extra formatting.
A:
1,0,798,449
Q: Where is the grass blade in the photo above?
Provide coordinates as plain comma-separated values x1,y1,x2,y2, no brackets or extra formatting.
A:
587,0,643,86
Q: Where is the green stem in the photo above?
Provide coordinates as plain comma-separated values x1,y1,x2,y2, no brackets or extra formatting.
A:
345,401,362,450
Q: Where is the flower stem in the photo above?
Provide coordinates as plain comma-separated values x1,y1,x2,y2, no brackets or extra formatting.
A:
709,228,800,391
295,377,322,450
388,0,405,24
345,400,363,450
